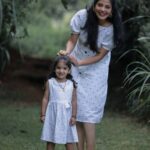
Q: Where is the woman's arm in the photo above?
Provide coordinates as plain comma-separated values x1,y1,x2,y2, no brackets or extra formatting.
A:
40,81,49,122
66,33,79,54
58,33,79,55
70,48,109,66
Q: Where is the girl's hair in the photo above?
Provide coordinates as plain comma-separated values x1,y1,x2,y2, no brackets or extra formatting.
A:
83,0,124,52
48,56,77,88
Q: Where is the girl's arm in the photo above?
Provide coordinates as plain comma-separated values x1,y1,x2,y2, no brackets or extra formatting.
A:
40,81,49,122
70,48,108,66
70,88,77,125
58,33,79,55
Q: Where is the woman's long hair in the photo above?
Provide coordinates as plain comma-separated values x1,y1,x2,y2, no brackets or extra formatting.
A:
83,0,124,52
48,56,77,88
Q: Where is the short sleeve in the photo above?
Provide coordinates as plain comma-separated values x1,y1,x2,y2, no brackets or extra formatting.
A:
101,26,114,51
70,9,87,34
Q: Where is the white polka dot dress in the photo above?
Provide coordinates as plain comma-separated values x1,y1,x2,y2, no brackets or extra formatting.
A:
41,78,78,144
70,9,114,123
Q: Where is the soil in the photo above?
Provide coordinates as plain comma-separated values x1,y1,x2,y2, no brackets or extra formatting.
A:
0,49,53,104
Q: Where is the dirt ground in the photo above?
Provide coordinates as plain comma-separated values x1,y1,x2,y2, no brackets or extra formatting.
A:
0,49,53,104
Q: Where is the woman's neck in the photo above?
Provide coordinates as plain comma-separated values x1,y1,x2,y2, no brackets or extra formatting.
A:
98,19,111,27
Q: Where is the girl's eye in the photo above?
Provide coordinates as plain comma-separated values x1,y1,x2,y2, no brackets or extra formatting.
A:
105,5,111,9
63,67,68,70
56,67,60,69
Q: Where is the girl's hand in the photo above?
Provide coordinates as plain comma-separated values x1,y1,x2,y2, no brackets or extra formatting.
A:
57,50,69,56
69,55,79,66
40,115,45,123
69,116,76,125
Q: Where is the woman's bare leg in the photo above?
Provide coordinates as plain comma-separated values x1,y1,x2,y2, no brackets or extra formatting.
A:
76,122,85,150
83,123,95,150
47,142,55,150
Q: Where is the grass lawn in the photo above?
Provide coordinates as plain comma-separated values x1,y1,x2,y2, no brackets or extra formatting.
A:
0,86,150,150
0,104,150,150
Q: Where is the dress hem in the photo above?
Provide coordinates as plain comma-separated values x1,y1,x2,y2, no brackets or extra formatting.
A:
76,119,102,124
41,138,78,144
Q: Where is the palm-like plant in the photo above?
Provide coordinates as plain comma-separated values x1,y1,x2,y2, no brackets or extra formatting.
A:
121,48,150,121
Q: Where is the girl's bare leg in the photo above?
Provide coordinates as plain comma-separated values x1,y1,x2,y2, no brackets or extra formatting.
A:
47,142,55,150
84,123,95,150
76,122,85,150
65,143,75,150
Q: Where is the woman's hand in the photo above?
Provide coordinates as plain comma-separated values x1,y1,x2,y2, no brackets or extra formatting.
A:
57,50,69,56
69,55,79,66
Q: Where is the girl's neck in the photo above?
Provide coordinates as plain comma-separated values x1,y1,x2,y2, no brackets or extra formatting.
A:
55,78,67,83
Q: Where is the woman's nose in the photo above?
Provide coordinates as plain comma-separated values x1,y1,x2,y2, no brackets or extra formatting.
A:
101,6,105,11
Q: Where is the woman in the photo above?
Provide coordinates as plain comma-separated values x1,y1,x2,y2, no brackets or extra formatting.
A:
58,0,123,149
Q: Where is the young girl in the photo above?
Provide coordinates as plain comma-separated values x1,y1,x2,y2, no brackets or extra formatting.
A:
40,56,78,150
58,0,123,150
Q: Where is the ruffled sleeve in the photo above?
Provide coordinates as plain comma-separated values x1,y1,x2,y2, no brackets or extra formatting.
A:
70,9,87,34
101,26,114,51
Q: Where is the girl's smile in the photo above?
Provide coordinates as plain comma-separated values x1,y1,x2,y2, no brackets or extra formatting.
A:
94,0,112,25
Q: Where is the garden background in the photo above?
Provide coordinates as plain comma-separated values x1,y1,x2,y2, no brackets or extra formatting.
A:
0,0,150,149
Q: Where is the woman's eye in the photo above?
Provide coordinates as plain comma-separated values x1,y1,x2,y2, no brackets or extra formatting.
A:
105,6,111,9
98,3,103,7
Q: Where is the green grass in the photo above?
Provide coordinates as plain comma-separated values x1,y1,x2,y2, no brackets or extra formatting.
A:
96,113,150,150
0,88,150,150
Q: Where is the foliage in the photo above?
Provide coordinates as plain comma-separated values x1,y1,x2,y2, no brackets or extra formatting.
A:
0,0,32,73
115,0,150,122
121,48,150,121
0,0,90,72
119,0,150,53
11,0,90,58
11,8,73,58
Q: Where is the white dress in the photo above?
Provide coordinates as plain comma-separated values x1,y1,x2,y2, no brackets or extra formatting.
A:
41,78,78,144
70,9,114,123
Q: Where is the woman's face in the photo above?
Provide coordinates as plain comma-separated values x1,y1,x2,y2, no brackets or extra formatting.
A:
94,0,112,22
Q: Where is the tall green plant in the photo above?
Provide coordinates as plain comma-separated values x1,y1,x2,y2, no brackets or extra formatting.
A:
122,49,150,121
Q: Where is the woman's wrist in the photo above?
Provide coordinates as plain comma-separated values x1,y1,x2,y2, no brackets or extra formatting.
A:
78,60,82,66
65,50,71,55
40,114,45,117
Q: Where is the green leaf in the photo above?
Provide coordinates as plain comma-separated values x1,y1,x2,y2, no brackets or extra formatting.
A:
123,16,150,24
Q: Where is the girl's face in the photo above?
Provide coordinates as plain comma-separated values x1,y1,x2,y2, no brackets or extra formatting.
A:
55,60,70,81
94,0,112,23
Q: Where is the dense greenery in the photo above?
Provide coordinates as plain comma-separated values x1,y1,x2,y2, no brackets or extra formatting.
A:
0,0,150,122
0,0,31,73
119,0,150,121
